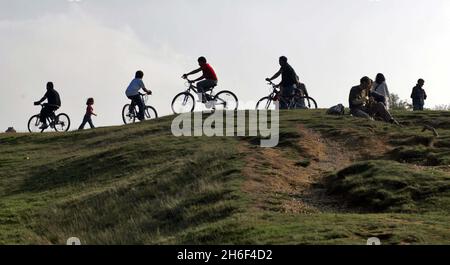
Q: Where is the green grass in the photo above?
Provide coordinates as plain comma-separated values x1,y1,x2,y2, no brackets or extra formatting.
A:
326,160,450,213
0,110,449,244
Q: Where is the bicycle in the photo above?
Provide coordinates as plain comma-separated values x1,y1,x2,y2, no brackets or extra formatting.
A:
122,93,158,124
28,104,71,133
171,78,238,114
256,80,318,110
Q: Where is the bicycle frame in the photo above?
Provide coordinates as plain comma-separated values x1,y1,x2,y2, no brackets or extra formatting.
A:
183,79,215,97
264,81,310,109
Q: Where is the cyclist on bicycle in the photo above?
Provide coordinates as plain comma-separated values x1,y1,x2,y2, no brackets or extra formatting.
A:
182,56,218,103
33,82,61,130
125,70,152,121
266,56,300,109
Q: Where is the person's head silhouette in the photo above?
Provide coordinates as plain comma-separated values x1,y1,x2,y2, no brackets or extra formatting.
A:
46,82,54,91
279,56,288,67
198,56,207,66
135,70,144,79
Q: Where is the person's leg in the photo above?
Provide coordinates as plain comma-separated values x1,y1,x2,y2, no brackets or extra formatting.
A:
128,96,136,113
419,101,424,111
135,95,145,121
413,99,420,111
371,102,393,122
129,95,143,119
78,115,88,130
40,105,49,124
196,80,208,102
196,80,208,93
196,80,217,102
88,116,95,129
351,108,371,119
50,107,57,120
282,86,295,109
295,89,306,108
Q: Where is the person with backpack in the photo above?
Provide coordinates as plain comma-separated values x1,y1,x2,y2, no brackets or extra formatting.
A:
372,73,390,109
349,76,400,125
33,82,61,130
78,98,97,130
411,79,427,111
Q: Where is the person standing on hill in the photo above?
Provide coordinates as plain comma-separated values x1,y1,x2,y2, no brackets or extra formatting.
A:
33,82,61,130
78,98,97,130
372,73,390,109
266,56,299,109
411,79,427,111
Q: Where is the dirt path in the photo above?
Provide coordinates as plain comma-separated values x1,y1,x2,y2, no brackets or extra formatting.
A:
241,125,388,214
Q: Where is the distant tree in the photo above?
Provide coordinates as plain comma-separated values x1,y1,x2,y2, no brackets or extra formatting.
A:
434,104,450,111
389,93,412,110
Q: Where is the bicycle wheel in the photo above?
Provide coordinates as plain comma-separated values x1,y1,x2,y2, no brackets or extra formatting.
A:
213,90,238,111
302,96,318,109
172,92,195,114
54,113,71,132
256,96,277,110
292,96,318,109
122,104,137,124
28,115,43,133
145,106,158,120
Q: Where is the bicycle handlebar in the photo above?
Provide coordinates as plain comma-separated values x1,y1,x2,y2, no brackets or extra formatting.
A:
182,76,195,83
267,80,279,89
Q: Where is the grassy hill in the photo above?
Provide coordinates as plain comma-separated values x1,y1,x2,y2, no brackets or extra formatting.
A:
0,110,449,245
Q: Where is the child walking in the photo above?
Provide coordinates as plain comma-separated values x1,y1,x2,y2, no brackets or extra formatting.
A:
78,98,97,130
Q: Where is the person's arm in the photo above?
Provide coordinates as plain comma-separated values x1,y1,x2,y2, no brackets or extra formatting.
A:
423,89,427,100
140,80,152,95
384,83,390,98
191,75,205,82
369,90,385,103
350,88,365,107
182,68,202,79
89,106,97,116
266,68,282,82
34,93,47,105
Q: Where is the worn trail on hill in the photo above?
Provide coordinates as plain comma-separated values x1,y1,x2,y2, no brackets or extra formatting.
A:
242,125,390,214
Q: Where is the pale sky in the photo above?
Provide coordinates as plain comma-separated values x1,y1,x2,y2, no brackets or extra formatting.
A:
1,0,449,131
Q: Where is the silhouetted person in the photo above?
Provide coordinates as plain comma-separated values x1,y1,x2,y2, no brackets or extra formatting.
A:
182,56,218,102
125,71,152,121
78,98,97,130
266,56,299,109
411,79,427,111
349,76,400,125
34,82,61,130
373,73,390,109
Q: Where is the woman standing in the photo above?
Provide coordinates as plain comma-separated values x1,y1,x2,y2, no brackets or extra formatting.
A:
372,73,391,109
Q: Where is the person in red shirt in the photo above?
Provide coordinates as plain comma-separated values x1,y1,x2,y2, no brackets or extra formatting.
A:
182,56,218,102
78,97,97,130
